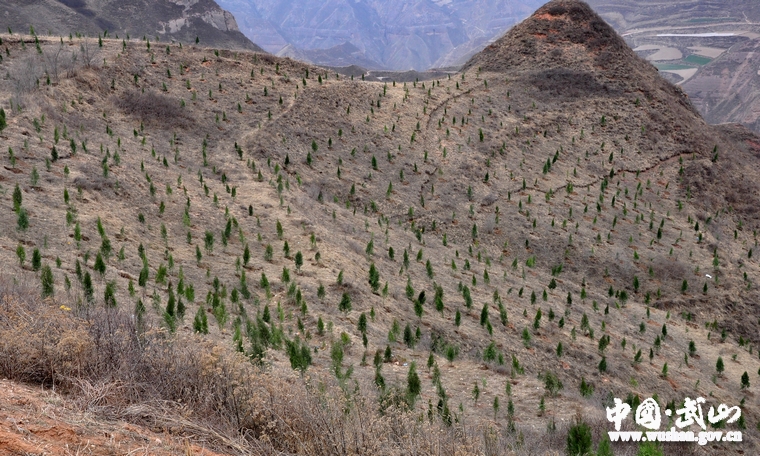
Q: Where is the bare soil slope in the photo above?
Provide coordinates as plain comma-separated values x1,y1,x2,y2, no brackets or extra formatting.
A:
0,379,228,456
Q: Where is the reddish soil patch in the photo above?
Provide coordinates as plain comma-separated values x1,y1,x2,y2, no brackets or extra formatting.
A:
0,380,227,456
535,12,561,21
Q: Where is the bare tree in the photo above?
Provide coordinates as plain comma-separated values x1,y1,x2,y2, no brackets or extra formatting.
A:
63,49,79,78
43,41,66,83
10,54,44,107
79,37,100,68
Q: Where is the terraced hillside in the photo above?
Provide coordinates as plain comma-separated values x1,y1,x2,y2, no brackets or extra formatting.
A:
0,1,758,454
586,0,760,134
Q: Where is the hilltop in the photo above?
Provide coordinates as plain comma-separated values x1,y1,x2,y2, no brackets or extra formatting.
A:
0,1,758,454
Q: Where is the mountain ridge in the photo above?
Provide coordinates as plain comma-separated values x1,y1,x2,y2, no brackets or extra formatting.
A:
0,0,262,52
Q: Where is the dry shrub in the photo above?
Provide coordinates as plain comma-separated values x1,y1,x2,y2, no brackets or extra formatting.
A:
114,89,194,129
73,164,117,193
8,53,46,107
651,256,689,282
547,4,567,16
528,69,613,100
0,279,587,455
0,292,89,384
481,214,497,234
481,193,499,207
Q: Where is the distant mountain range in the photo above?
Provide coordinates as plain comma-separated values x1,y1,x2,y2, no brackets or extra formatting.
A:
216,0,545,70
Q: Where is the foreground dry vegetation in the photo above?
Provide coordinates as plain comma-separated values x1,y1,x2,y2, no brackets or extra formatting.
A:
0,1,759,454
0,280,517,455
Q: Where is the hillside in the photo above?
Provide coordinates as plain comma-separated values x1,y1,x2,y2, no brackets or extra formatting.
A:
0,0,262,52
0,0,759,454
